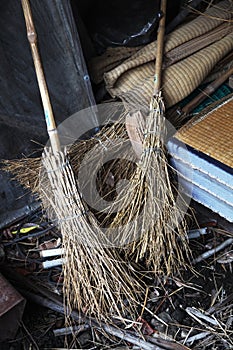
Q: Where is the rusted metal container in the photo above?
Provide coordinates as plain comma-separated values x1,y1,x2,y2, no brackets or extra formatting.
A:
0,272,26,341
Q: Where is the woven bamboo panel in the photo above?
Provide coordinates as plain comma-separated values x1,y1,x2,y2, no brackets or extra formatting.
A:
176,98,233,168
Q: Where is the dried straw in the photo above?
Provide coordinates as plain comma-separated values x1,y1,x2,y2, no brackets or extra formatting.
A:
17,0,144,324
3,0,191,277
41,149,143,322
108,0,190,274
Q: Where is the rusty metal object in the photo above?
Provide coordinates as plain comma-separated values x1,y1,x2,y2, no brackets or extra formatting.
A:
0,272,26,341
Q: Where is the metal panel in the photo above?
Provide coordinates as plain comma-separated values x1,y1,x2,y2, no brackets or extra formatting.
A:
0,273,26,341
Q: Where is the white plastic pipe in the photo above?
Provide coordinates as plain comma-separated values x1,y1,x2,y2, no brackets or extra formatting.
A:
40,248,64,258
42,258,64,269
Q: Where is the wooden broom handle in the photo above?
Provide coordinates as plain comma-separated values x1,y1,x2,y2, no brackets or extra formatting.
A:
154,0,167,96
21,0,61,153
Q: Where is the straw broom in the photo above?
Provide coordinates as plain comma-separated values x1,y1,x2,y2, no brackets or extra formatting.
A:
20,0,143,323
5,0,189,279
138,0,189,272
5,0,190,276
109,0,189,274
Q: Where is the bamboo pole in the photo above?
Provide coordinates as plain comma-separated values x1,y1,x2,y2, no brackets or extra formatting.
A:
153,0,167,96
21,0,61,154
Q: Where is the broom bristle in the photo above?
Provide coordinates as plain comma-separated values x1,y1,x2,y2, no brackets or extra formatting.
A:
2,97,190,321
41,148,143,323
2,122,145,322
109,96,190,274
2,105,190,276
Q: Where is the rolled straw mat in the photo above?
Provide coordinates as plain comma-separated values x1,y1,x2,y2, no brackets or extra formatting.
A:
102,0,233,108
89,46,142,85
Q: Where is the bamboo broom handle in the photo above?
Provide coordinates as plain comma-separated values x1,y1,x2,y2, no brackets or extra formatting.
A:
21,0,61,154
154,0,167,96
182,65,233,114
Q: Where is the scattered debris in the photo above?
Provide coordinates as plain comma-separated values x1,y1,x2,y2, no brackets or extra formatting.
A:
192,238,233,264
0,207,232,349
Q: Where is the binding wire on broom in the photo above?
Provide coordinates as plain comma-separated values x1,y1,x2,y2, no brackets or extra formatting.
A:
19,0,143,324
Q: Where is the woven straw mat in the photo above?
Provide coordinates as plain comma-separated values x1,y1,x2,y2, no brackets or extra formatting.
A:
176,96,233,169
102,0,233,108
89,46,142,84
